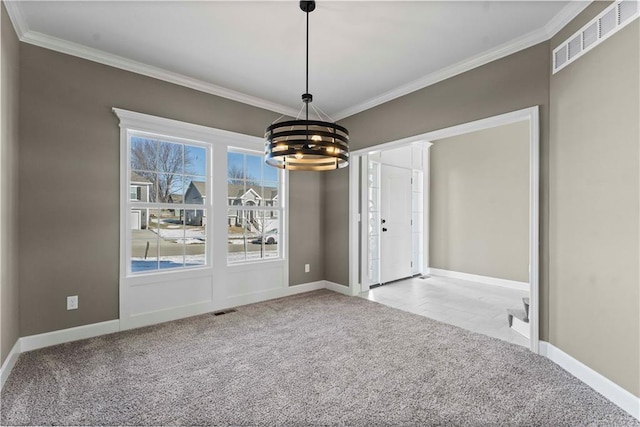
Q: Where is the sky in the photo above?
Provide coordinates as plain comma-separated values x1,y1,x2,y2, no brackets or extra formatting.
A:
131,136,278,185
228,151,279,183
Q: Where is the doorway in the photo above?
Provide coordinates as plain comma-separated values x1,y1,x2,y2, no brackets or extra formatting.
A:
365,146,426,287
348,106,540,353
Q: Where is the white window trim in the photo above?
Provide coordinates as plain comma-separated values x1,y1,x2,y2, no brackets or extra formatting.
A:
123,129,212,278
114,108,290,331
114,107,289,278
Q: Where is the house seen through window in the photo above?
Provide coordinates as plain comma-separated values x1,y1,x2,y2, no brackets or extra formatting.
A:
128,135,208,273
227,150,282,263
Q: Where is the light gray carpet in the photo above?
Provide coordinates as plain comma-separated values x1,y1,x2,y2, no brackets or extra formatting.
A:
1,290,638,426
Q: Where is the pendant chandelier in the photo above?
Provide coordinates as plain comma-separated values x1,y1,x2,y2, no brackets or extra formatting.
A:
265,0,349,171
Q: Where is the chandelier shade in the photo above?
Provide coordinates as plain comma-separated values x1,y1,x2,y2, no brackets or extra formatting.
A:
265,119,349,171
264,0,349,171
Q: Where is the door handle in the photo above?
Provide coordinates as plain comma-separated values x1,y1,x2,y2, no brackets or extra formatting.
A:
382,227,388,232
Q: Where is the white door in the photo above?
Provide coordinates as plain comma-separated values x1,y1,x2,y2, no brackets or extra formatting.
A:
380,164,413,283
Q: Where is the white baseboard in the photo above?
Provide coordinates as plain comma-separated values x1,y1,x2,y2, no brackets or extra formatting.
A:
2,290,638,423
539,341,640,421
510,316,530,339
225,281,327,307
0,339,21,389
20,320,121,353
324,280,352,295
428,268,529,291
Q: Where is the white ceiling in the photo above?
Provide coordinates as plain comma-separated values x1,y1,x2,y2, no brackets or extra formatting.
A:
9,1,588,119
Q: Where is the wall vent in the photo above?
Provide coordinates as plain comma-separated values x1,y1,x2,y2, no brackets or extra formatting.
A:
552,0,639,74
212,308,237,316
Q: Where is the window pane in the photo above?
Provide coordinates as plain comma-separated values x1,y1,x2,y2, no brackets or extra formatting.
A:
156,174,183,204
186,220,206,268
157,209,185,270
131,137,158,173
227,149,282,264
127,135,209,275
262,182,278,203
228,182,245,206
228,209,248,263
131,171,156,202
246,154,263,182
228,151,245,182
262,221,279,260
264,163,278,182
157,141,183,174
131,238,158,273
147,209,160,233
227,209,280,263
185,145,206,177
185,177,206,206
159,243,185,270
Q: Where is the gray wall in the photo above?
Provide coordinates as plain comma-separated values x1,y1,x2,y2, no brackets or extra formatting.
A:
1,3,20,365
549,5,639,396
18,43,322,337
430,122,529,282
289,171,324,283
323,167,350,285
334,42,551,329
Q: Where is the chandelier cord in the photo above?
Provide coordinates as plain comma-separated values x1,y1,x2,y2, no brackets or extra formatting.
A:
264,1,349,171
305,8,310,142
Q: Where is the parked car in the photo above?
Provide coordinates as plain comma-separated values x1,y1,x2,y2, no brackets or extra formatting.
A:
253,229,278,245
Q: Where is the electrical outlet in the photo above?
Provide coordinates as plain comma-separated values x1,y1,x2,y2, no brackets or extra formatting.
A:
305,264,310,273
67,295,78,310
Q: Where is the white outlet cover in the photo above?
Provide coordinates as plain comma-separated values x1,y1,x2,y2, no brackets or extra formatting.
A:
67,295,78,310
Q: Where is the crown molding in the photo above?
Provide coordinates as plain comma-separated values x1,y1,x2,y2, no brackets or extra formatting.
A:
332,26,550,121
5,0,592,122
3,0,29,37
542,1,592,39
21,30,300,117
332,1,592,121
5,0,299,119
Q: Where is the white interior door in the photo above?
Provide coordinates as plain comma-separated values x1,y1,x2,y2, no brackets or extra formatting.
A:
380,164,413,283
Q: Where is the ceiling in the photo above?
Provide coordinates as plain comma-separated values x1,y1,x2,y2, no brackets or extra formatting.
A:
8,1,588,120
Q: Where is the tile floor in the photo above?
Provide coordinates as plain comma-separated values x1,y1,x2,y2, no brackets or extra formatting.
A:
359,275,530,347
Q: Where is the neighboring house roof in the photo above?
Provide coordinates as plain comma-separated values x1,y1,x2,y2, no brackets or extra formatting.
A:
131,171,152,184
227,183,277,200
186,180,277,202
188,181,206,196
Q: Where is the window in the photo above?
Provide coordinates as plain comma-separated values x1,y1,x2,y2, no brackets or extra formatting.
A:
227,149,282,263
127,134,209,274
130,186,140,201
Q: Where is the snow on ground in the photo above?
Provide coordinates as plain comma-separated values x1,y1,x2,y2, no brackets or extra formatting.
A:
131,255,206,272
154,228,205,239
131,251,278,272
175,238,204,245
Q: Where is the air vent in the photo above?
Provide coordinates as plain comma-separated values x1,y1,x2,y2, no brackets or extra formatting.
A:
212,308,237,316
568,35,581,60
553,0,639,74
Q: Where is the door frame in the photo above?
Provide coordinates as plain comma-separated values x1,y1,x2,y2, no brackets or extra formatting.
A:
348,106,540,353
